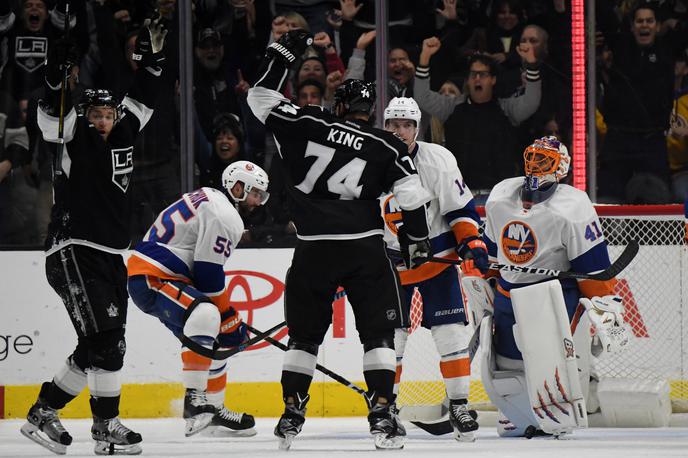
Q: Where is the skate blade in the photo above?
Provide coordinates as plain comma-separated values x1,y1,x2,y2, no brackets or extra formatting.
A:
94,440,143,455
453,430,476,442
200,425,257,437
373,433,405,450
277,433,296,450
20,422,68,455
184,413,214,437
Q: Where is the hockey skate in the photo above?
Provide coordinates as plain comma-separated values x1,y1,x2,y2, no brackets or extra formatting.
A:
183,388,216,436
274,393,309,450
20,391,72,455
91,416,142,455
365,392,406,450
448,399,479,442
201,405,256,437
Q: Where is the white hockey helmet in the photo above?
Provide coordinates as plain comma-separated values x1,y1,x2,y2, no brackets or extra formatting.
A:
221,160,270,204
384,97,422,142
523,136,570,189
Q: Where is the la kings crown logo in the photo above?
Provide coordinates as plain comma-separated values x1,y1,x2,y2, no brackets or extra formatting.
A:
15,36,48,72
111,147,133,192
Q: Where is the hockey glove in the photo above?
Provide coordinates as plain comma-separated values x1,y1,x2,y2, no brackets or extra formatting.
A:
45,37,78,89
580,295,629,355
266,29,314,65
457,236,489,275
216,307,248,348
132,17,168,68
398,225,432,269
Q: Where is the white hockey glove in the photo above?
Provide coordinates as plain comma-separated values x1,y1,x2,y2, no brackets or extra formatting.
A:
580,295,629,355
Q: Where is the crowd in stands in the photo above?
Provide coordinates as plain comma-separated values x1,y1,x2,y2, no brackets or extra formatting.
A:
0,0,687,248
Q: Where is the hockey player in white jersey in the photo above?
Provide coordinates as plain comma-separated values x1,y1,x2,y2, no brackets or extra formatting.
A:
381,97,488,441
478,136,629,437
127,161,269,438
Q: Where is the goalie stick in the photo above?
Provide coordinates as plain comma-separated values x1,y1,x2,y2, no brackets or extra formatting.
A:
181,320,286,360
246,323,474,436
423,239,639,281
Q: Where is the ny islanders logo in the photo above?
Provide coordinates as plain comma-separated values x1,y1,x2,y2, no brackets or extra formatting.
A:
501,221,537,264
382,194,403,235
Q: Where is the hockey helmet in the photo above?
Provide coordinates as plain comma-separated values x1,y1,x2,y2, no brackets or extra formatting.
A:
221,160,270,204
334,79,376,117
383,97,422,142
79,89,121,122
523,135,570,190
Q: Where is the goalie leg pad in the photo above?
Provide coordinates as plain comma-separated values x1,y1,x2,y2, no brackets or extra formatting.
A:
571,303,593,411
511,281,588,435
480,314,541,437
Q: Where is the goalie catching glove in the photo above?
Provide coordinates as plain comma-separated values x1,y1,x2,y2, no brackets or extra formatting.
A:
132,16,168,68
398,225,432,269
266,29,314,65
217,307,248,348
580,295,629,354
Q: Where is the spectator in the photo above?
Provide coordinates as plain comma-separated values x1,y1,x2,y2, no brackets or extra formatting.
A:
501,23,572,148
0,91,31,246
668,48,688,201
598,4,678,204
296,78,325,107
414,38,541,203
194,27,243,141
198,113,246,190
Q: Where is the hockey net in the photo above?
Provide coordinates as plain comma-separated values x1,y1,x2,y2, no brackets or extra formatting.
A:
396,204,688,414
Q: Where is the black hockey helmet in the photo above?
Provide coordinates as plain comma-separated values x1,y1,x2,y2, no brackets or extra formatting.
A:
333,79,376,117
79,89,121,121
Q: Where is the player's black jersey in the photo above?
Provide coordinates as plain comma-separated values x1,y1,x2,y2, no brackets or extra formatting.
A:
248,83,429,240
266,100,424,238
39,70,159,254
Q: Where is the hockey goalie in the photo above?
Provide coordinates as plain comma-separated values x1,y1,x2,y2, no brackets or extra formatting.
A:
467,136,630,437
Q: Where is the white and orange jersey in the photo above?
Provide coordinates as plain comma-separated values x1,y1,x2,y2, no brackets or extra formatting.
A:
484,177,616,297
381,141,481,284
127,187,244,308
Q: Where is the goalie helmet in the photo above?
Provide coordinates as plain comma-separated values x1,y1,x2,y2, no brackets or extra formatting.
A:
221,160,270,205
334,79,376,118
384,97,422,142
523,136,570,190
79,89,121,121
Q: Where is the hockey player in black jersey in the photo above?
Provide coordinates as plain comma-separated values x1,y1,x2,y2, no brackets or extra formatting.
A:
20,17,167,456
248,30,433,450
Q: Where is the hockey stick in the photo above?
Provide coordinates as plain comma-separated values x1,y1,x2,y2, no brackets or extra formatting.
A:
54,1,70,178
181,320,287,360
245,324,368,396
246,323,472,436
423,239,639,281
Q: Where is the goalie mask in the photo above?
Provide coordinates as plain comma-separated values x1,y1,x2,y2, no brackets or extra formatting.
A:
384,97,422,143
334,79,376,118
522,136,570,207
221,160,270,205
79,89,121,122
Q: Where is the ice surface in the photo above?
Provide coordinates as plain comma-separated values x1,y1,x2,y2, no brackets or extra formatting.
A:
1,416,687,457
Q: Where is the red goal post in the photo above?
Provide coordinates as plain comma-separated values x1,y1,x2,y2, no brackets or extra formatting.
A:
396,204,688,414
